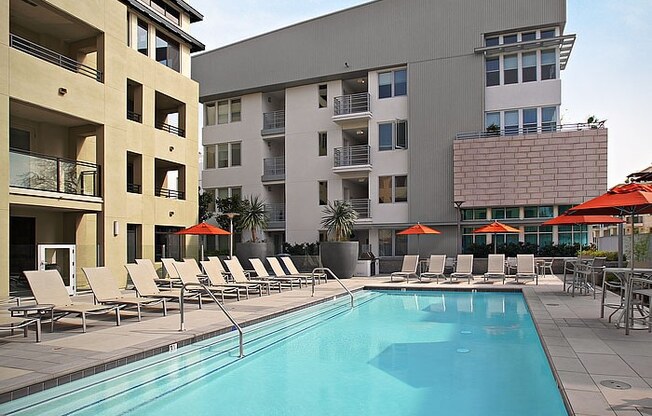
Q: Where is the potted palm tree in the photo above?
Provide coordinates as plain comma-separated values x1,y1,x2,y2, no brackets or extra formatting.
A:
236,195,270,267
320,201,359,279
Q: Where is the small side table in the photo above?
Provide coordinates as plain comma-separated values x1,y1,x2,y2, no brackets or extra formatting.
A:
9,304,55,334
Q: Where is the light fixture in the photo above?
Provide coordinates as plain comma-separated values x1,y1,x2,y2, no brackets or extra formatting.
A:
344,62,349,68
58,87,67,96
169,146,174,151
113,221,119,236
356,130,365,135
169,211,174,217
356,78,366,84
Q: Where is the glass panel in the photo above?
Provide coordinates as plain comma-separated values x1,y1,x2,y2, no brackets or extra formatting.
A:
485,112,500,131
217,188,229,199
395,234,407,256
396,121,407,149
558,204,572,215
205,103,216,126
379,230,392,256
137,20,148,55
522,52,537,82
379,123,393,151
541,50,556,80
522,32,536,41
492,208,505,219
505,234,519,243
204,145,215,169
394,176,407,202
318,85,327,108
485,57,500,86
474,209,487,220
540,29,556,39
231,187,242,199
155,31,168,65
539,233,553,246
523,108,537,133
379,176,392,203
9,128,30,151
319,181,328,205
318,132,327,156
230,99,241,122
217,100,228,124
230,143,241,166
217,144,228,168
505,207,520,219
476,235,486,245
485,37,499,46
504,110,519,135
541,106,557,131
539,206,553,218
503,54,518,84
524,207,538,218
378,72,392,98
394,69,407,96
503,34,517,44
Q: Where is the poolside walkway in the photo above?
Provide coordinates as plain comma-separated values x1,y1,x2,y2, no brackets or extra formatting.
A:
0,274,651,415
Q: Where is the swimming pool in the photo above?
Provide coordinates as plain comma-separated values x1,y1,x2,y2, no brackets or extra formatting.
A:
1,290,568,415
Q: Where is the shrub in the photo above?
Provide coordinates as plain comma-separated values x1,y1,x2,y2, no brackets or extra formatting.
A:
283,242,319,255
578,250,623,261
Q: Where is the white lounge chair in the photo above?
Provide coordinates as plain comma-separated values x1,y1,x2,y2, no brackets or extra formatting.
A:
484,254,506,284
390,255,419,282
280,256,326,284
224,258,281,294
450,254,474,284
173,261,241,302
267,257,319,285
136,258,179,288
200,260,262,298
250,258,302,288
125,263,203,308
515,254,538,285
419,255,446,283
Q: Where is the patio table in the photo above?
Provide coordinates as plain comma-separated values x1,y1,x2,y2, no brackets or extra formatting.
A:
603,267,652,334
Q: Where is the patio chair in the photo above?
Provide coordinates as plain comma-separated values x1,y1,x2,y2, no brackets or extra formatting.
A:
250,258,303,288
540,258,555,279
601,269,626,322
390,255,419,283
419,255,446,283
450,254,474,284
590,257,607,299
83,267,167,321
200,260,262,298
24,270,121,333
0,313,42,342
124,263,203,309
506,257,517,275
172,261,241,302
484,254,506,284
135,258,178,288
161,258,181,280
224,258,281,294
514,254,538,285
570,258,594,296
281,256,327,284
267,257,320,285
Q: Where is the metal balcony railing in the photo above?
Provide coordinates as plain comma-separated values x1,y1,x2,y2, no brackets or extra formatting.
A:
334,145,371,168
262,157,285,181
334,93,370,116
155,187,185,200
155,121,185,138
9,149,101,197
336,199,371,219
127,183,142,194
262,110,285,132
455,122,605,140
10,34,103,82
265,203,286,224
127,111,142,123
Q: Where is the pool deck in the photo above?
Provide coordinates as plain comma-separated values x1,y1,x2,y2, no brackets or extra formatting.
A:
1,274,651,415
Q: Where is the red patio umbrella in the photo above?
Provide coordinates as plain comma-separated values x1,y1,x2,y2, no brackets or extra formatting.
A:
473,221,520,253
397,223,441,257
175,222,231,260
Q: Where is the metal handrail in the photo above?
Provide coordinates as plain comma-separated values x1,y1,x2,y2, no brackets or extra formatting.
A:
179,282,244,358
333,145,371,167
155,187,185,200
335,198,370,219
310,267,354,308
262,110,285,130
455,121,606,140
155,121,185,137
334,93,370,116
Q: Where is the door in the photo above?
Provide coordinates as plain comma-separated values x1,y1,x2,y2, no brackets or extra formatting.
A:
9,217,36,294
38,244,76,295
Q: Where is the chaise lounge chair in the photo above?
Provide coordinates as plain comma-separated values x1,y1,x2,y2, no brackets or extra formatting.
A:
390,255,419,282
419,255,446,283
450,254,474,284
83,266,167,320
0,313,42,342
24,270,121,333
172,260,241,302
484,254,506,284
250,258,303,289
124,263,203,309
267,257,321,285
280,256,327,284
201,260,263,297
135,258,178,288
515,254,538,285
224,258,281,294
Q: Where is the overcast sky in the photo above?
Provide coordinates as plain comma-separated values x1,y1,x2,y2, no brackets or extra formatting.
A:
189,0,652,187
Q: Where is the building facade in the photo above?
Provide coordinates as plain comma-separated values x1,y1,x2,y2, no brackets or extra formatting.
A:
1,0,203,296
193,0,608,259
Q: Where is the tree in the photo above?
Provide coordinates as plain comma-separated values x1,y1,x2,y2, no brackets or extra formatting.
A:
198,190,214,222
320,201,358,241
214,196,244,231
238,195,268,242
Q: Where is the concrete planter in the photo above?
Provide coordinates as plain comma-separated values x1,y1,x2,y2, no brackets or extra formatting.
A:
236,242,269,270
320,241,359,279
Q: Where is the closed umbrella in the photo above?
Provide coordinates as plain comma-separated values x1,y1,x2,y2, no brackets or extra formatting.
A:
175,222,231,261
472,221,520,254
397,223,441,257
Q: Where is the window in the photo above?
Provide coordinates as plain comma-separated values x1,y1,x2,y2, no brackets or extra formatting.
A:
9,127,30,151
126,224,141,264
216,99,241,124
485,112,500,132
379,176,392,203
503,34,517,44
209,142,241,169
151,0,180,25
492,207,519,219
216,186,241,200
394,175,407,202
379,229,407,256
231,143,241,166
485,37,499,46
524,226,553,246
379,175,408,203
127,152,142,193
230,99,241,122
558,204,572,215
462,208,487,221
155,226,183,261
522,52,537,82
522,32,536,42
504,110,519,135
503,54,518,84
318,132,327,156
204,145,215,169
558,225,588,245
378,69,407,98
462,227,486,249
541,107,557,131
524,206,553,218
540,29,556,39
523,108,538,133
155,31,179,72
541,49,556,80
485,57,499,86
319,181,328,205
218,100,228,124
137,20,148,55
318,85,327,108
205,103,216,126
379,121,408,151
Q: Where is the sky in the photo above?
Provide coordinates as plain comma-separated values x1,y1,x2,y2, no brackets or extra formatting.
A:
189,0,652,187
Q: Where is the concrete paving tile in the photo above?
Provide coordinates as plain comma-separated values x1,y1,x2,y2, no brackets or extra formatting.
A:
577,353,639,377
566,389,617,415
0,367,31,382
605,340,652,357
558,370,600,392
543,336,571,347
547,345,578,358
621,355,652,378
551,356,587,373
591,374,652,409
561,327,599,339
567,337,616,354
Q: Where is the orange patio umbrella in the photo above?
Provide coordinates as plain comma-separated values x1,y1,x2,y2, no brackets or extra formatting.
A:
175,222,231,260
397,223,441,256
473,221,520,253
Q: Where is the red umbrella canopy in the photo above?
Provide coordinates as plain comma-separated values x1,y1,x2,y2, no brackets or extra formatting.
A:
541,214,624,226
566,183,652,216
175,222,231,235
472,221,520,234
397,223,441,235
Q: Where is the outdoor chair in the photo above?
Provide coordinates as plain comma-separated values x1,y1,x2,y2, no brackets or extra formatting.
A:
173,261,241,302
135,258,179,288
0,313,42,342
250,258,302,288
540,258,555,278
24,270,121,333
161,258,181,280
223,258,281,294
281,256,327,284
515,254,538,285
570,258,594,296
419,255,446,283
601,269,626,322
626,274,652,332
390,255,419,283
506,257,517,275
450,254,474,284
590,257,607,299
563,255,592,292
484,254,506,284
125,263,203,309
200,260,262,298
83,267,167,320
267,257,320,285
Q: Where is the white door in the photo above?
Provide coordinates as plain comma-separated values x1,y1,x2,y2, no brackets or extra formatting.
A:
38,244,76,295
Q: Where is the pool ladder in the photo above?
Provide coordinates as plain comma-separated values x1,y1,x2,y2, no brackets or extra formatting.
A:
179,282,245,358
310,267,354,308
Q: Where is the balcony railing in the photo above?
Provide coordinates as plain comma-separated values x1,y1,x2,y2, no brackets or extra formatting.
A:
10,34,102,82
334,93,370,116
265,203,286,228
155,187,185,200
156,121,185,138
336,199,371,219
334,145,371,168
127,183,142,194
127,111,142,123
262,110,285,135
9,149,101,197
262,157,286,181
455,122,605,140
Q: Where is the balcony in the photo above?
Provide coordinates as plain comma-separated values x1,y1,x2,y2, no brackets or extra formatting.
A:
127,111,142,123
10,149,100,198
262,157,286,182
155,187,185,200
156,121,185,138
332,93,372,124
336,199,371,219
127,183,142,194
265,203,286,229
455,122,604,140
10,34,102,82
261,110,285,136
333,145,372,174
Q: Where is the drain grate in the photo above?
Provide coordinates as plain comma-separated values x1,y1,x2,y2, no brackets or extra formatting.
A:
600,380,632,390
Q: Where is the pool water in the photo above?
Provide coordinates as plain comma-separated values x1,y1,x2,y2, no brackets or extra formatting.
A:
1,291,568,416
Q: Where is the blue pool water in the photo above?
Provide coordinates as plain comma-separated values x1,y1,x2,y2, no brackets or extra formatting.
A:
1,291,568,416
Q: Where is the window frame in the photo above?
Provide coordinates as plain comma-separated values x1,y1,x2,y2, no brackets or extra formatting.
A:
318,181,328,206
318,84,328,108
208,142,241,169
378,69,407,99
379,175,408,204
379,229,408,257
318,131,327,156
215,98,242,124
378,120,408,151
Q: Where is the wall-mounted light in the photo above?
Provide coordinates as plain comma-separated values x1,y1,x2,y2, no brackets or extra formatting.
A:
169,146,174,152
344,62,350,68
169,211,175,217
58,87,67,96
267,96,272,103
113,220,119,236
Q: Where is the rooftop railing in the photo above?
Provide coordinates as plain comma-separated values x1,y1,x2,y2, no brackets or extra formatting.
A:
336,198,371,219
334,93,370,116
455,122,605,140
10,34,102,82
334,145,371,168
155,187,185,200
9,149,101,197
262,110,285,133
155,121,185,138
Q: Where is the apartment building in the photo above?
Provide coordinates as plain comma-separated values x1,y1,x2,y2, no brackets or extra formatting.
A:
1,0,204,296
193,0,608,259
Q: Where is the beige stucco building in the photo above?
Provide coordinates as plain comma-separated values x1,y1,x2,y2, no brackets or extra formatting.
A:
0,0,204,296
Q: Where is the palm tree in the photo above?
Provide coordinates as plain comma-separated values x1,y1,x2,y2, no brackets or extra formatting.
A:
238,195,268,242
320,201,358,241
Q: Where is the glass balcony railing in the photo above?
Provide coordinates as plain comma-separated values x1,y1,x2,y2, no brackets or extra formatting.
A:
334,145,371,168
455,122,605,140
10,149,100,197
265,203,286,226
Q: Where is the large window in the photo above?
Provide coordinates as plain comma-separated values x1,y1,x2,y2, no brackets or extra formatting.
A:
378,120,408,151
214,99,241,124
462,208,487,221
492,207,519,219
379,229,407,257
155,226,183,261
542,107,557,131
485,112,500,132
137,20,148,55
558,225,588,245
378,69,407,98
319,181,328,205
524,206,554,218
503,54,518,84
462,227,486,249
485,57,499,87
216,186,241,200
155,31,179,72
205,103,216,126
318,132,327,156
541,50,556,80
504,110,519,135
524,226,553,246
523,108,538,133
379,175,408,204
522,52,537,82
318,85,327,108
205,142,241,169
